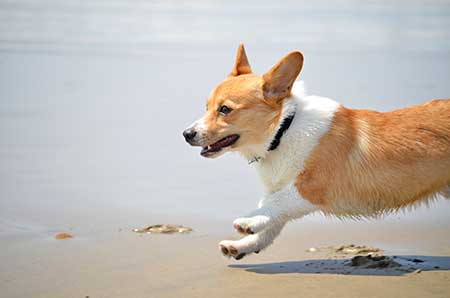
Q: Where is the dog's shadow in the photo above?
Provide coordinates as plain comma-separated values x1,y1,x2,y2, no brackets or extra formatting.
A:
229,255,450,276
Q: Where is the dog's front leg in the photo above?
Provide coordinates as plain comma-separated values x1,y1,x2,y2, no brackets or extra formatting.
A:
233,183,318,235
219,184,319,259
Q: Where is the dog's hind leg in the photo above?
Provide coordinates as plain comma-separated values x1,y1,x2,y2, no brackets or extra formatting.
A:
440,184,450,199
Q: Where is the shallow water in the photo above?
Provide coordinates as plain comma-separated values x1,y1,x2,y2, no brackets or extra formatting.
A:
1,0,450,234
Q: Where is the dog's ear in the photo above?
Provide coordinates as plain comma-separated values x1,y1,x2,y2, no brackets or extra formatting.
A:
262,51,303,101
230,43,252,76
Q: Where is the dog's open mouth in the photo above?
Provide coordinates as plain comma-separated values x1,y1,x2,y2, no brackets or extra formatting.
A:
201,134,240,157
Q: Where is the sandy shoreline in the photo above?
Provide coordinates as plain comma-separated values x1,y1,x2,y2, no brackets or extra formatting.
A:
1,215,450,298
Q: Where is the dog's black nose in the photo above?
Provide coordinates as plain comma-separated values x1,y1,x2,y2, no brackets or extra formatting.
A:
183,128,197,142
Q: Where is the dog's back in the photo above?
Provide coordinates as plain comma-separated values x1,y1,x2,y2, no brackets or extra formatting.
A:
297,99,450,216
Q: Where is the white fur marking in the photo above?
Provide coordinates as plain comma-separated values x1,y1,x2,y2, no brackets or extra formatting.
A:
224,184,319,255
221,81,340,258
256,81,340,193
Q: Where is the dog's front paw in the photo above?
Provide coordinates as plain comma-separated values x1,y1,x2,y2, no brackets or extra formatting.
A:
219,240,247,260
233,215,270,235
219,237,264,260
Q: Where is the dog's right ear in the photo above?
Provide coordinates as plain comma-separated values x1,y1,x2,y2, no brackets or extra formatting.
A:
230,43,252,76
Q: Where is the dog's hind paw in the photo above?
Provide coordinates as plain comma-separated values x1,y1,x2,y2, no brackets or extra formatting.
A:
233,215,270,235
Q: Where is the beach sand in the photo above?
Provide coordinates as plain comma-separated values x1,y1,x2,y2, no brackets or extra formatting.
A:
2,213,450,298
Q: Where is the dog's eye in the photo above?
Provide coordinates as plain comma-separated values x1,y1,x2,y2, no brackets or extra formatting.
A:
218,105,232,115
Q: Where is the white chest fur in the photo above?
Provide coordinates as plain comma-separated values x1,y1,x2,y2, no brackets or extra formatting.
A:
255,82,340,194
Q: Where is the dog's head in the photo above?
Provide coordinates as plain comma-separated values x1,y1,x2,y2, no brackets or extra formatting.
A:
183,44,303,158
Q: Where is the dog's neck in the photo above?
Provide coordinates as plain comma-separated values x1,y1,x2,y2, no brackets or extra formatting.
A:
267,104,297,152
244,96,298,164
247,83,340,193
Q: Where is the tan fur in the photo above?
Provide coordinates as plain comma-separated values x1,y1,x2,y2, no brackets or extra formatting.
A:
201,44,450,217
201,46,303,152
188,45,450,259
203,74,282,149
230,43,252,76
297,100,450,217
262,51,303,101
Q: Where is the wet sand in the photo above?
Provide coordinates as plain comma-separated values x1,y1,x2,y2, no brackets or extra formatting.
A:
1,214,450,298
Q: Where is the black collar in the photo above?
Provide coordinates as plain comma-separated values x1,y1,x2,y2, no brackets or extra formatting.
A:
267,112,296,151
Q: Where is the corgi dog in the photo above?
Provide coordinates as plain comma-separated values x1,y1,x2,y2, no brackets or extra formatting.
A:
183,44,450,260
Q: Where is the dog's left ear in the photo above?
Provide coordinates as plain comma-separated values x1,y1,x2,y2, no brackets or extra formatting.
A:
262,51,303,101
230,43,252,76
